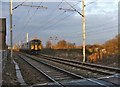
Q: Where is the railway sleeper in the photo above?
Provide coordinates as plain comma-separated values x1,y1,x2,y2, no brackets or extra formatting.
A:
55,77,72,81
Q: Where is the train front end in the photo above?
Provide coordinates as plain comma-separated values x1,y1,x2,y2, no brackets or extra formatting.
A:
30,39,42,54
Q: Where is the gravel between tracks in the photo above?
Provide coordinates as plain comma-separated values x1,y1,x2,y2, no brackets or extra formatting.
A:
40,50,119,68
14,54,51,86
33,55,106,78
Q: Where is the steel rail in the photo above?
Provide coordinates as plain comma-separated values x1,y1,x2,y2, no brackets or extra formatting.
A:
17,53,88,87
39,55,114,75
17,54,64,87
23,54,85,79
39,54,120,73
20,52,111,87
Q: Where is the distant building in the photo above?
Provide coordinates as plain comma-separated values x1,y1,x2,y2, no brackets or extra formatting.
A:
0,18,6,50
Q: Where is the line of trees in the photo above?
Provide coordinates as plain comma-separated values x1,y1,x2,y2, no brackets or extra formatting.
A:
103,34,119,55
45,34,119,55
46,40,76,49
88,34,119,62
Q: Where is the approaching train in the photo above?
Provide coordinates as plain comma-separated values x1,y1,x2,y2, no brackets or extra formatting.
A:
20,39,42,54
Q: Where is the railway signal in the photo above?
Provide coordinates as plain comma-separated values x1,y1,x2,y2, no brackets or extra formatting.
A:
59,0,86,62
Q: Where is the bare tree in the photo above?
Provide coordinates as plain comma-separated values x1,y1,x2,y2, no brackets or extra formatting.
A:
46,40,52,49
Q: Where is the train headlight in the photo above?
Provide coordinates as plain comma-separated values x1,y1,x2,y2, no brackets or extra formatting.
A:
35,45,38,50
31,45,34,50
39,45,42,49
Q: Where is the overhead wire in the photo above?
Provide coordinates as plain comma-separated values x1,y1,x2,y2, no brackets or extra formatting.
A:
26,2,34,18
37,11,65,30
46,1,63,17
14,2,34,28
87,25,118,35
86,20,118,30
36,1,82,33
87,28,117,37
41,11,77,31
59,27,117,46
85,0,97,7
13,1,118,44
14,0,80,42
36,1,64,31
86,24,118,33
63,21,118,37
12,0,30,43
58,0,118,35
14,1,43,43
75,25,118,36
22,1,44,30
86,19,118,30
63,0,83,16
40,2,105,34
29,1,65,36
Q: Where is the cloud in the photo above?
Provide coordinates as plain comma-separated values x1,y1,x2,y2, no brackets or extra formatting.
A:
1,1,118,46
85,0,119,15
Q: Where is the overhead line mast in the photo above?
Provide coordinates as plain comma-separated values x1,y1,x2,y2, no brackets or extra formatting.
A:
82,0,86,63
60,0,86,62
10,0,13,58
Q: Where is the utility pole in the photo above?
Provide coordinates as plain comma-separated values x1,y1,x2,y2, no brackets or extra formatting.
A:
82,0,86,63
10,0,13,58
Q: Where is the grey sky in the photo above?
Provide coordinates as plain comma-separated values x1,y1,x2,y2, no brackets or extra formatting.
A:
1,0,119,46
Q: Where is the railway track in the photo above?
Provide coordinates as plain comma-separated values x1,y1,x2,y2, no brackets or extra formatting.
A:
37,54,120,76
16,52,114,87
16,53,83,86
